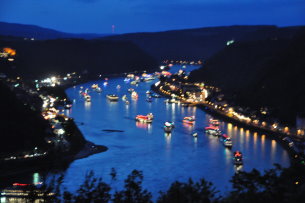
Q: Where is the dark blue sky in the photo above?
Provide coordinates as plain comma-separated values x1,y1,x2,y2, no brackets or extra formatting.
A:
1,0,304,34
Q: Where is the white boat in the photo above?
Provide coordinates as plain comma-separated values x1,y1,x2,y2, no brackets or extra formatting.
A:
164,121,174,133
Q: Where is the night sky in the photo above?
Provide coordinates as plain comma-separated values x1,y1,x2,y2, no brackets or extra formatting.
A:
1,0,304,34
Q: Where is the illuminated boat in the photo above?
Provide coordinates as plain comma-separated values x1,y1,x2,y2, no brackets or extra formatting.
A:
234,151,243,165
116,85,121,89
122,95,127,101
135,113,154,123
103,81,108,86
64,103,72,109
106,94,119,101
85,95,91,102
205,126,221,136
164,121,174,133
131,91,138,99
209,119,220,126
183,116,195,124
91,84,98,89
221,134,232,147
192,132,198,137
128,88,134,93
124,78,130,82
164,98,178,104
151,93,161,98
125,100,130,105
146,90,152,95
95,87,102,93
126,73,135,79
130,81,138,85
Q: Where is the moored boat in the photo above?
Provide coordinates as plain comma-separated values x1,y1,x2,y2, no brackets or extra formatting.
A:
209,119,220,126
192,132,198,137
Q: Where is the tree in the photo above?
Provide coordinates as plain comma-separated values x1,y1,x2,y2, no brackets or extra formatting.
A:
113,170,152,203
74,171,111,203
157,178,219,203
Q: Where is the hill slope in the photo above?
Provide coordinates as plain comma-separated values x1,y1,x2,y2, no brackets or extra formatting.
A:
0,22,111,40
189,29,305,125
0,38,158,78
102,25,304,61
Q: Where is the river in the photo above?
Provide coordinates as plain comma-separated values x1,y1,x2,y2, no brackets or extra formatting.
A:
0,65,290,199
61,65,289,197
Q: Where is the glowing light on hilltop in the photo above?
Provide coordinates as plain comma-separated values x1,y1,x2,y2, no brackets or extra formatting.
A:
3,47,16,56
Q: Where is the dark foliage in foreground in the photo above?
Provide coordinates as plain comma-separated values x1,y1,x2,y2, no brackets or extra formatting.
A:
25,164,305,203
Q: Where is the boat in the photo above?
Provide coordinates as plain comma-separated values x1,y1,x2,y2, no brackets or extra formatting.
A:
233,151,243,165
85,95,91,102
135,113,154,123
124,78,130,82
151,93,161,98
146,96,153,102
209,119,220,126
95,87,102,93
146,90,152,95
164,121,174,133
183,116,195,124
116,85,121,89
91,84,98,89
126,73,135,79
64,103,72,109
103,81,108,86
221,134,232,147
122,95,127,101
106,94,119,101
130,81,138,85
128,88,134,93
181,103,190,107
125,100,130,105
131,91,138,99
192,132,198,137
205,126,221,136
164,98,179,104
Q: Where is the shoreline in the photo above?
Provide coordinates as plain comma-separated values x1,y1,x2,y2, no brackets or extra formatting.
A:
151,84,304,165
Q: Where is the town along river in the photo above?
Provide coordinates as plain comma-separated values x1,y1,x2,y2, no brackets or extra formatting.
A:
1,65,290,198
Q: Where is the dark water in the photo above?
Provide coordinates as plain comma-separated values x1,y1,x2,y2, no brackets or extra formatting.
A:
0,65,290,199
61,65,289,197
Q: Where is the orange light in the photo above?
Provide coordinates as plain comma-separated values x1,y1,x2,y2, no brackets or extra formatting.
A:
3,47,16,56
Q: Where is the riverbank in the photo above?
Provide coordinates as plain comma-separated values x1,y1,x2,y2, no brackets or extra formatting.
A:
151,83,305,165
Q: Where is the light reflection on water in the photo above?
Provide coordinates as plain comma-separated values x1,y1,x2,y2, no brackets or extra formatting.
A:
61,66,290,197
0,66,290,198
4,65,288,198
